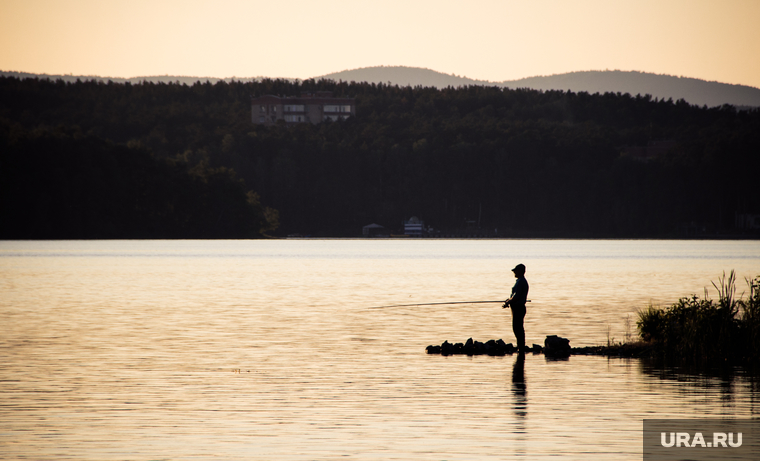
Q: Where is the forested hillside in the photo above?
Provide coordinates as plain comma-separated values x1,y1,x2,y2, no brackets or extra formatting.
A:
9,67,760,108
318,67,760,108
1,76,758,238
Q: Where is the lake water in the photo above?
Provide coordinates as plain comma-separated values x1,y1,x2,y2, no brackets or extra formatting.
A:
1,239,759,460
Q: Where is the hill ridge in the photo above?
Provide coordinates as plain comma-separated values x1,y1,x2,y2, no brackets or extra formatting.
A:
316,67,760,108
3,67,759,108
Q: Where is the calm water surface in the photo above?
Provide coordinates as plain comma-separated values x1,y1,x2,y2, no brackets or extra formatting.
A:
1,239,759,460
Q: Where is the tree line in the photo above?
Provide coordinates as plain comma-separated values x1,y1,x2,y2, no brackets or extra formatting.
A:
1,76,758,238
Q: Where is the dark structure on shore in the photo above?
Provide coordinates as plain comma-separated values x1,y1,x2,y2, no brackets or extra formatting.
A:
251,91,355,125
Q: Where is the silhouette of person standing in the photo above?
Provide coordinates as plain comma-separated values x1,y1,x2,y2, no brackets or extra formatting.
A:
503,263,529,353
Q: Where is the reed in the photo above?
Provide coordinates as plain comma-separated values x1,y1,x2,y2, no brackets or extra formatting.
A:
636,271,760,366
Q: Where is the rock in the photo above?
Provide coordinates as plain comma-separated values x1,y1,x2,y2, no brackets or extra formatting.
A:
532,344,543,353
484,340,505,356
463,338,475,355
544,335,571,357
426,345,441,354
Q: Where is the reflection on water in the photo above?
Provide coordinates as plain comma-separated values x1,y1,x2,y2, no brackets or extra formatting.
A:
639,358,760,413
512,354,527,421
511,354,528,458
0,239,759,460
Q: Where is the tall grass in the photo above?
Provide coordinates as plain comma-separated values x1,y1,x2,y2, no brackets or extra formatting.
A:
637,271,760,366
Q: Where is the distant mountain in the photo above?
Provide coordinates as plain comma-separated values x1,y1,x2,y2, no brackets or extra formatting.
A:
4,66,759,108
318,66,760,108
501,70,760,109
316,66,490,89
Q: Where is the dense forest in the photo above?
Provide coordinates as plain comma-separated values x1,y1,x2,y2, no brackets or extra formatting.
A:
1,76,758,238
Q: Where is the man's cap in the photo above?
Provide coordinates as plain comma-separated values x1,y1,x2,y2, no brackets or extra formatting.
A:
512,263,526,273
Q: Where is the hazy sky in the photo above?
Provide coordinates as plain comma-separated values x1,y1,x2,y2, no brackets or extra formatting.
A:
1,0,759,88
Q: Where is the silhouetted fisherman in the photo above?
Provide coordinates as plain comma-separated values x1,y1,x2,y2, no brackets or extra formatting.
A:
503,263,529,354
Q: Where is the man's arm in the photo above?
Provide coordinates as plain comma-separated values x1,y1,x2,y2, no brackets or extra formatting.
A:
503,281,517,308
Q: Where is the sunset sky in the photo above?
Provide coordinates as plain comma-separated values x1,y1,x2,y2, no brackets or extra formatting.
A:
1,0,759,88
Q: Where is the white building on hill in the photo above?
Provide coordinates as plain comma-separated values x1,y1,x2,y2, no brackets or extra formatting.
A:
404,217,424,237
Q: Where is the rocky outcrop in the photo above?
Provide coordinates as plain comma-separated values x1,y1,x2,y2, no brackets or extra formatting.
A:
426,338,541,356
426,336,652,358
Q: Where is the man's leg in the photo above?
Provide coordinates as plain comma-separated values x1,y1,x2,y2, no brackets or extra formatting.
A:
511,305,526,351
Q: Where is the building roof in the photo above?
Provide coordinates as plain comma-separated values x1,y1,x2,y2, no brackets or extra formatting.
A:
251,94,355,105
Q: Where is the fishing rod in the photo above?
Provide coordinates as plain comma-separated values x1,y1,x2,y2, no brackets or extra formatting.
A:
369,300,531,309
